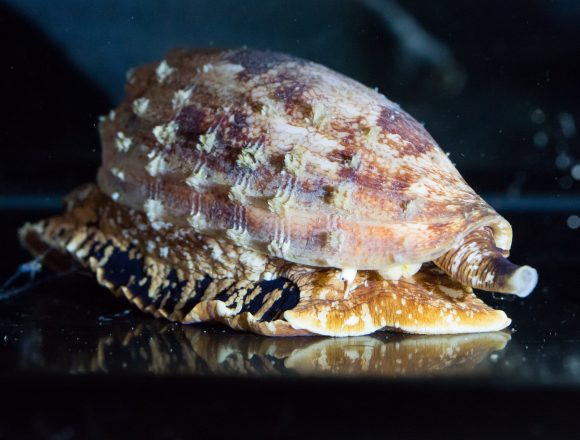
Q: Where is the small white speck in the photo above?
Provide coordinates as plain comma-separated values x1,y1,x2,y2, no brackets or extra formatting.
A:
567,215,580,230
490,353,499,362
111,192,120,201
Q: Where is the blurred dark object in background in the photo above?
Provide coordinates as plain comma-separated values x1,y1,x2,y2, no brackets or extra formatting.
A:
1,0,579,197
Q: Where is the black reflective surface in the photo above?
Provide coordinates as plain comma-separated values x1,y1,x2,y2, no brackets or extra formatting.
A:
2,209,580,438
1,209,579,381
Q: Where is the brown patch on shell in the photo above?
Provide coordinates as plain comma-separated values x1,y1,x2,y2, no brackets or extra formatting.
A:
376,105,436,156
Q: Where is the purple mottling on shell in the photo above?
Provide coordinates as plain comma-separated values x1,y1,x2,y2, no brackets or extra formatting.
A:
176,106,209,137
227,111,250,140
376,106,436,156
274,81,307,104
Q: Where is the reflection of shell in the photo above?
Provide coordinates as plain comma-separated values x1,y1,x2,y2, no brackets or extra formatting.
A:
283,333,510,377
19,48,535,337
16,319,510,377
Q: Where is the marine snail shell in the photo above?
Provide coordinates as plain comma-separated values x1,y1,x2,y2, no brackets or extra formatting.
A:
19,48,537,336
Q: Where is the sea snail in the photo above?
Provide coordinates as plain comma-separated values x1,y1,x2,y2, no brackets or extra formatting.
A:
19,48,538,337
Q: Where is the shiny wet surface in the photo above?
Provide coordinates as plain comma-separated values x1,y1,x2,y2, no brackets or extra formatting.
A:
2,277,580,385
1,209,579,382
2,209,580,439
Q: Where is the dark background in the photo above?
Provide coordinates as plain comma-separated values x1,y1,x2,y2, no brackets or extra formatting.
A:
1,1,580,438
2,0,580,197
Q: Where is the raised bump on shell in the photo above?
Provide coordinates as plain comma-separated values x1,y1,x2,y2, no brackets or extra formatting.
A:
153,121,178,146
115,132,132,152
378,263,422,281
196,131,217,153
156,60,174,82
132,98,150,116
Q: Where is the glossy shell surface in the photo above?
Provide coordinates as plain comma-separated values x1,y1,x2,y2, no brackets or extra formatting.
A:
98,48,511,271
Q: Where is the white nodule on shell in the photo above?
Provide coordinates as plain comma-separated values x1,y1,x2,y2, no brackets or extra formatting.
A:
226,228,250,247
229,184,251,204
145,151,169,177
156,60,175,82
260,98,279,117
268,239,291,258
283,146,307,176
172,87,193,110
327,183,354,210
185,164,208,190
196,131,218,153
110,167,125,181
188,212,208,231
144,199,171,230
267,185,294,215
308,103,329,128
236,143,267,170
152,121,178,146
144,199,164,221
378,263,422,281
115,132,132,152
132,98,150,117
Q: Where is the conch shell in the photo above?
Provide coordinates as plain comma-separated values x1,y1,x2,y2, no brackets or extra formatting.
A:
19,48,537,336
